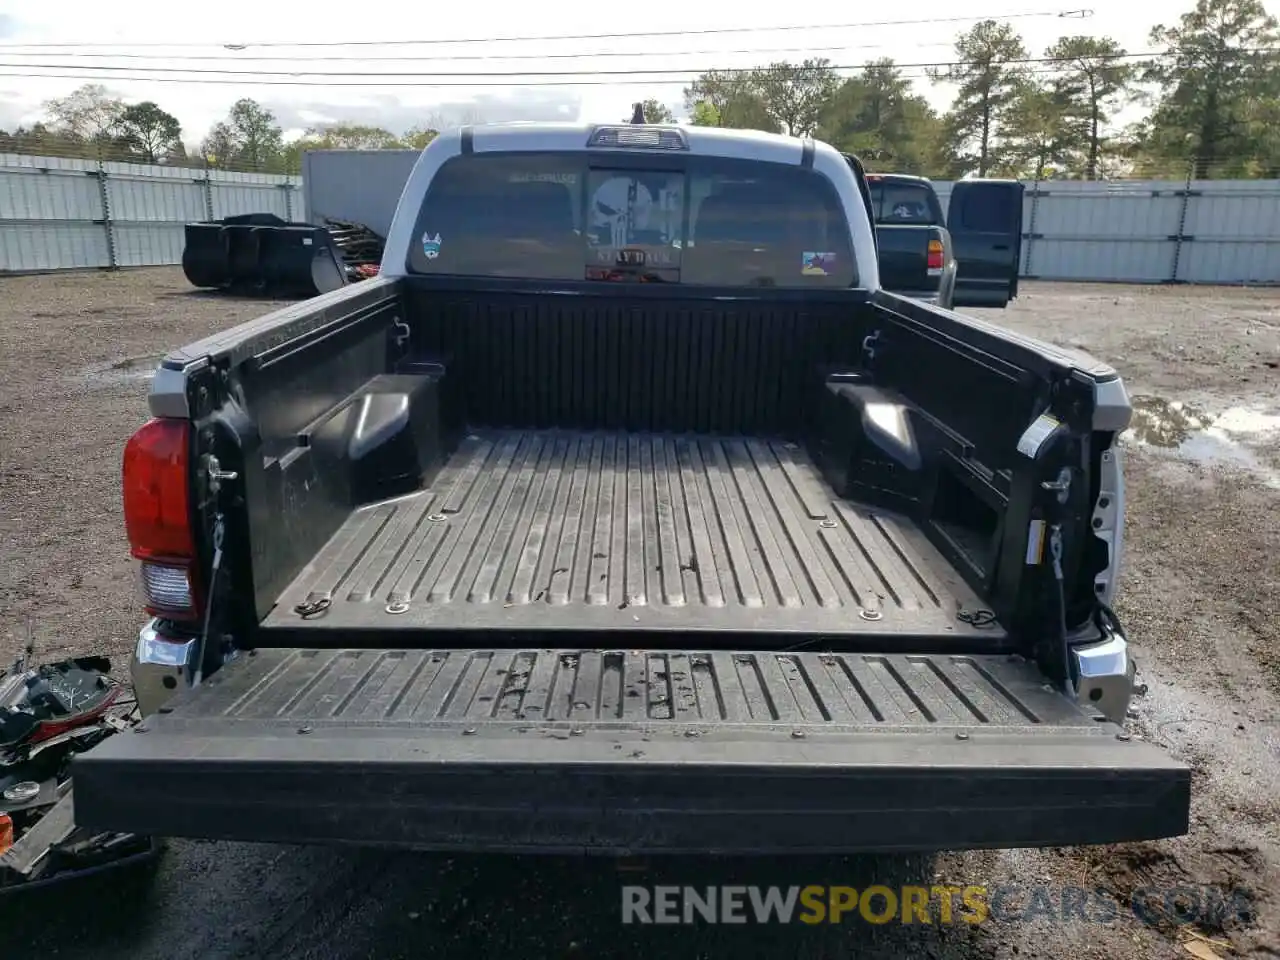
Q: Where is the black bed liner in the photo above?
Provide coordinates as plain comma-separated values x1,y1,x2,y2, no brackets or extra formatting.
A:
264,430,999,639
74,646,1190,854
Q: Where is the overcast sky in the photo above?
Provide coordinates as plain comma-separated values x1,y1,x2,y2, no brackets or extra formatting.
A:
0,2,1253,146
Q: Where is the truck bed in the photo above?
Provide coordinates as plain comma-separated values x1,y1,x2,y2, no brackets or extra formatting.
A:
264,429,1001,640
85,275,1192,856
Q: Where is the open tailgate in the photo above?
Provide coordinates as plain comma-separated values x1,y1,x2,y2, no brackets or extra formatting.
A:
74,648,1189,855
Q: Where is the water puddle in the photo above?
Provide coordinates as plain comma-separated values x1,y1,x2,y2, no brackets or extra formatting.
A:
1124,395,1280,488
73,355,161,387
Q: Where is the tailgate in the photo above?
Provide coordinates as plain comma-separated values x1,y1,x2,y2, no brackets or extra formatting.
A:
874,225,939,295
75,648,1189,855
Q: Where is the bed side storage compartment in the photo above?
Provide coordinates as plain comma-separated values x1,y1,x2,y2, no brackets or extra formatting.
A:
190,278,464,624
810,371,1006,591
310,370,453,506
810,371,926,512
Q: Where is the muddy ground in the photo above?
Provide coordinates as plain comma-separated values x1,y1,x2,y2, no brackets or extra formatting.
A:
0,270,1276,959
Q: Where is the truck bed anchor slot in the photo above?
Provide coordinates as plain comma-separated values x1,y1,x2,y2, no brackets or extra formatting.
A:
293,598,331,619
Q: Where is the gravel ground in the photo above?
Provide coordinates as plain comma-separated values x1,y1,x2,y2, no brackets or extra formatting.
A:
0,270,1277,960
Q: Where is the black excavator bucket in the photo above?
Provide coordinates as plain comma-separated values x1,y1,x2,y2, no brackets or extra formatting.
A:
181,214,360,298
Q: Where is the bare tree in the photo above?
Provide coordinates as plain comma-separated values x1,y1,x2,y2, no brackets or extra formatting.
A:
43,84,124,142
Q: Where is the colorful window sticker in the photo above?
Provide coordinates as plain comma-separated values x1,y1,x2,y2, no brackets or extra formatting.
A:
802,252,836,276
422,232,442,260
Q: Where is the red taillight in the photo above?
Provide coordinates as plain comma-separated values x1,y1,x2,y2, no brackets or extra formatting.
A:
927,239,945,270
123,418,198,620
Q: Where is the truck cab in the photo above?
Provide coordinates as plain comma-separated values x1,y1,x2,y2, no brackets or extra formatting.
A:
76,122,1187,856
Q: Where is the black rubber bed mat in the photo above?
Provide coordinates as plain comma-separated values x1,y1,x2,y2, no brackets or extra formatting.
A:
264,430,1001,638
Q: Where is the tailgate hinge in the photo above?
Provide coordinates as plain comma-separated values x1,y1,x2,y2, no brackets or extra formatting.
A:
205,455,238,496
861,329,882,364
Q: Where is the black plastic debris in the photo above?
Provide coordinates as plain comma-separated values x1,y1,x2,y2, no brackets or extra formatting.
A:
1,650,158,893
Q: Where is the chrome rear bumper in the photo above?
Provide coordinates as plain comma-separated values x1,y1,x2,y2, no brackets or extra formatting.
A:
1072,632,1136,724
132,620,199,717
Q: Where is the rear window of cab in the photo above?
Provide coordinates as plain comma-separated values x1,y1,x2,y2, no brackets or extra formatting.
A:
866,178,944,226
406,152,857,288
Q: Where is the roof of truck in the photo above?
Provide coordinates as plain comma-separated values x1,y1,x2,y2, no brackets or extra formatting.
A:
469,119,798,143
462,120,827,165
864,172,934,185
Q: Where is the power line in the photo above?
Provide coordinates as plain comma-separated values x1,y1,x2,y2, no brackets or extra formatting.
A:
2,48,1273,80
0,63,1231,89
0,8,1093,50
0,39,963,65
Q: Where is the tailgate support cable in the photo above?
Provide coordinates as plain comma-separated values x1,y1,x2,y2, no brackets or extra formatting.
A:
194,453,237,687
1041,467,1074,695
193,512,225,688
1048,522,1072,694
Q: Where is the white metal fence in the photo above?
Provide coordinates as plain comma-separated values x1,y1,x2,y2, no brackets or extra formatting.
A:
0,152,302,273
3,148,1279,285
